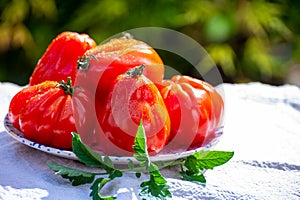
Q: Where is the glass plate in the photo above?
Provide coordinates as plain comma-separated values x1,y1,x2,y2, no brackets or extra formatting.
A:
4,114,223,164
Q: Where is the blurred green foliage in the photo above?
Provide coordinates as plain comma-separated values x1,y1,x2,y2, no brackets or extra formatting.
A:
1,0,300,85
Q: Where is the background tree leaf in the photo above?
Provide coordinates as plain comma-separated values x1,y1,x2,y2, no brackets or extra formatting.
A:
1,0,299,86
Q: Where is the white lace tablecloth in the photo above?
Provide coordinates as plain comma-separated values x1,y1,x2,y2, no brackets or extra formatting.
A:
1,82,300,200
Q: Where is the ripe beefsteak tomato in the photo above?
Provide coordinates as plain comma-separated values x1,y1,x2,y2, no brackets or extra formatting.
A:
94,65,170,156
8,78,92,149
75,33,164,102
29,31,96,85
156,75,224,150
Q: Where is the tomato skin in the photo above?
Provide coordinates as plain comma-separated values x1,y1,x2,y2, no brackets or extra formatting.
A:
94,66,170,156
76,35,164,102
156,75,224,149
8,82,57,130
75,36,166,153
8,80,91,149
29,31,96,85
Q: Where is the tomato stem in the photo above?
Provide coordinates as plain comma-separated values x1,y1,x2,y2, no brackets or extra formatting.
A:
57,77,73,95
77,54,98,70
126,64,145,78
77,55,90,70
122,32,134,39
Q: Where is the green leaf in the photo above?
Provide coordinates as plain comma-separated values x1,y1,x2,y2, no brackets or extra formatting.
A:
181,150,234,184
89,171,121,200
139,171,172,200
136,172,141,178
108,170,123,180
132,121,172,199
71,132,124,199
186,150,234,171
88,170,121,200
180,170,206,184
132,121,148,164
71,132,104,168
128,160,134,170
90,177,116,200
48,122,234,200
103,156,114,169
148,166,167,185
47,162,95,186
139,167,172,199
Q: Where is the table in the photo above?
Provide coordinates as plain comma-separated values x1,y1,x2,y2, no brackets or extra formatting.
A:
1,82,300,200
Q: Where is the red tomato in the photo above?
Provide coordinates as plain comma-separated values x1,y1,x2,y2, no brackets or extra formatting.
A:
93,65,170,156
29,31,96,85
8,82,55,130
8,79,92,149
75,33,164,102
156,75,224,150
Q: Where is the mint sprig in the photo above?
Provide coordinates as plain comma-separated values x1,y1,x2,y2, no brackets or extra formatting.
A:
47,122,234,199
133,121,172,199
181,150,234,184
48,132,122,200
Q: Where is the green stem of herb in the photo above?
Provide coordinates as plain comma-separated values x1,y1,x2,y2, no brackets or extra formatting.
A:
120,159,185,173
180,164,184,172
88,159,185,175
93,172,111,176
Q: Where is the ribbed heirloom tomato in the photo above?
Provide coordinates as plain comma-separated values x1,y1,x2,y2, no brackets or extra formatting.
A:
74,34,168,155
8,79,92,149
29,31,96,85
76,33,164,100
93,65,170,156
156,75,224,150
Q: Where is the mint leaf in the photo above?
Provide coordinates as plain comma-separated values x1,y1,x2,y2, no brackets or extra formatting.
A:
90,177,116,200
136,172,141,178
180,170,206,184
148,163,167,185
186,150,234,171
71,132,120,174
47,162,95,186
128,160,135,170
49,124,234,200
89,170,122,200
108,169,123,180
132,121,172,199
139,173,172,200
132,121,149,166
103,156,114,169
139,163,172,199
133,121,147,153
181,150,234,183
71,132,104,168
71,133,123,198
